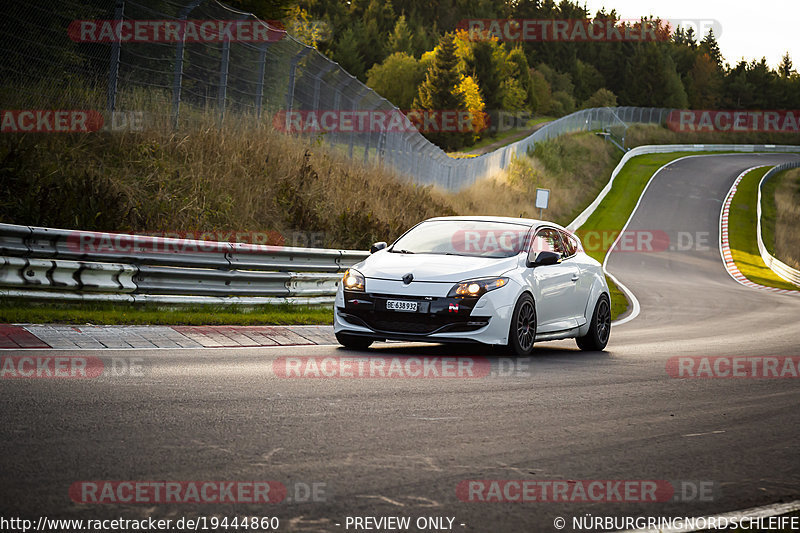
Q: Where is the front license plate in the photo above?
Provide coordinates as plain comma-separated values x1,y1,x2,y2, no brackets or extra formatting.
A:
385,300,418,312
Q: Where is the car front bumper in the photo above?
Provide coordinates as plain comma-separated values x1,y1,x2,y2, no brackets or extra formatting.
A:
334,279,515,346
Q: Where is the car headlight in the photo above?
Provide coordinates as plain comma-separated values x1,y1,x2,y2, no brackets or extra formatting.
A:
342,268,365,291
447,277,508,298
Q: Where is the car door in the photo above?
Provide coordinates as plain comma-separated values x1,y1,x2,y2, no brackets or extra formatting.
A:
522,228,580,332
559,230,592,326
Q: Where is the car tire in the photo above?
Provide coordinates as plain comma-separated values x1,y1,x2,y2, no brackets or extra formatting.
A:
335,332,374,350
576,294,611,351
508,293,536,357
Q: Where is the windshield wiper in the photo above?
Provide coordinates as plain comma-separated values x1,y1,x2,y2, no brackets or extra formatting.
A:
391,249,415,254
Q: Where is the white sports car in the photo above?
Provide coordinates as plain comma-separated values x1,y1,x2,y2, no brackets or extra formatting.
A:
334,216,611,355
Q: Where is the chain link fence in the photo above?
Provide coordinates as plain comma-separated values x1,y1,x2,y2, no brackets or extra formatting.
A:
1,0,670,191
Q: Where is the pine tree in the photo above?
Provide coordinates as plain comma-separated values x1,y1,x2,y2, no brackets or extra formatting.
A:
779,52,794,78
700,29,723,70
413,33,468,150
334,26,365,79
388,15,413,55
684,27,698,49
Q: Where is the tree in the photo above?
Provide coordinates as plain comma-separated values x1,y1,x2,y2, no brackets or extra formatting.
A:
549,91,576,116
686,53,721,109
506,47,536,112
226,0,294,19
529,69,553,114
464,37,504,110
684,26,698,49
699,29,723,70
388,15,414,55
779,52,794,78
366,52,426,109
284,5,329,48
455,75,489,141
581,88,617,109
621,43,688,108
334,26,365,79
571,60,604,103
413,33,469,150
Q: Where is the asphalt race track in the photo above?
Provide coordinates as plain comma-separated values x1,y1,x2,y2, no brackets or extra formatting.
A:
2,153,800,532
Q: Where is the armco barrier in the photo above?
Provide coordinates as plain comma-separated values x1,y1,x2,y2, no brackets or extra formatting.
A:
0,223,368,305
757,162,800,287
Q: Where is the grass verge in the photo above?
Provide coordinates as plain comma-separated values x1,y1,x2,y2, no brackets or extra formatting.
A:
727,167,800,291
0,300,334,326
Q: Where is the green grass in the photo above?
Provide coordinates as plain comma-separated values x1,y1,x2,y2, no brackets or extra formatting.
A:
606,279,629,320
727,166,800,291
0,300,334,326
527,116,555,127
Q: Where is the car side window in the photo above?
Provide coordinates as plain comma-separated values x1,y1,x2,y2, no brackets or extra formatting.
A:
560,231,578,258
528,228,566,262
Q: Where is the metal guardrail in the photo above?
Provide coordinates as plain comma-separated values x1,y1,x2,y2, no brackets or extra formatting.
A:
0,224,368,305
757,162,800,287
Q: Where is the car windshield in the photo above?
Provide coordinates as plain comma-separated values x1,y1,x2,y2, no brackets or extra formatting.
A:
390,220,531,258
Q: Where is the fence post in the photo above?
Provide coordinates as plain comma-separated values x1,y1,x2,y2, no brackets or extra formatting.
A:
349,87,370,159
218,39,231,127
284,47,311,130
217,15,248,128
332,74,357,147
171,0,204,129
253,40,273,120
107,0,124,117
312,63,336,113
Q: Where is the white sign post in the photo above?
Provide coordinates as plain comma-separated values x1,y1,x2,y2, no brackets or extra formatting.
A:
535,188,550,219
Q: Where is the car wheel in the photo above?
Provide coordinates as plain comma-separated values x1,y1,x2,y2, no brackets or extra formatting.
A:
335,332,374,350
576,294,611,351
508,293,536,357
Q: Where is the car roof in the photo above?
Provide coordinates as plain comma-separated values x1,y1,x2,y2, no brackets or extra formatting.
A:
425,215,569,231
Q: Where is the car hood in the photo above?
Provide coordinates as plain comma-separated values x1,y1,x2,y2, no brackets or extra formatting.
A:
357,251,520,283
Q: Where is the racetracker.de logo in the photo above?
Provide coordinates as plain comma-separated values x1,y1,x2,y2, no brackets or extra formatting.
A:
666,356,800,378
1,110,104,133
456,480,675,502
69,481,287,504
68,20,286,43
273,109,486,134
1,356,104,379
456,19,668,42
667,110,800,133
273,356,492,378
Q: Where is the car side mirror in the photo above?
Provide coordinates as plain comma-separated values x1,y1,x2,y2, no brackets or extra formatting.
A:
370,241,387,254
527,250,560,267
